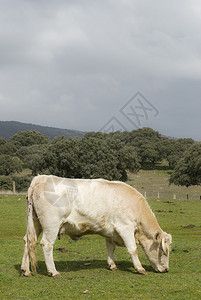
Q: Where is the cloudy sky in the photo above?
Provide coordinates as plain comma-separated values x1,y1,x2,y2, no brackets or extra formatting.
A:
0,0,201,140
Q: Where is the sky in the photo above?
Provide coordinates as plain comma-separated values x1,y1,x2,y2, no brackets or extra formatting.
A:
0,0,201,140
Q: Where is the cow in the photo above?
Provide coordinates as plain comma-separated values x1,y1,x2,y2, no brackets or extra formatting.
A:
21,175,172,277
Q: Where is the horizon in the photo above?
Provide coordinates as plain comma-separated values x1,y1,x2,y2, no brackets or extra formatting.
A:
0,119,199,141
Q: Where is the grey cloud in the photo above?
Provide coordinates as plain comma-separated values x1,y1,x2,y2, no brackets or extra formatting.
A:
0,0,201,140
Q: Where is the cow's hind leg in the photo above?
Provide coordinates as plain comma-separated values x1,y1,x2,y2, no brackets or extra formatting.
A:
21,234,31,277
117,225,147,275
105,238,117,270
40,228,61,277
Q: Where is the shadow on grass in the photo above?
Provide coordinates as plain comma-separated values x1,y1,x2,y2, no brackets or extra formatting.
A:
15,260,153,277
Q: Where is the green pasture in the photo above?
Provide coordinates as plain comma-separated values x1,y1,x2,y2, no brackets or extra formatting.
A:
0,184,201,299
128,170,201,200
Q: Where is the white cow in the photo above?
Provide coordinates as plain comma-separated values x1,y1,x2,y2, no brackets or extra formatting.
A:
21,175,172,277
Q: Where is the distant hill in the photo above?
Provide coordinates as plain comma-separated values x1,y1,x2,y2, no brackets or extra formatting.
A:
0,121,85,140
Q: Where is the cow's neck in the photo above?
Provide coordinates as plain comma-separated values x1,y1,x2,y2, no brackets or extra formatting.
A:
138,196,162,239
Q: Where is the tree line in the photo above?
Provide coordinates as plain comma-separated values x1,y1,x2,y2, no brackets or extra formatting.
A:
0,128,200,191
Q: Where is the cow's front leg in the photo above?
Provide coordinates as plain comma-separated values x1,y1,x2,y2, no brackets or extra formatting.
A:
40,230,61,277
129,247,147,275
105,238,117,270
117,226,147,275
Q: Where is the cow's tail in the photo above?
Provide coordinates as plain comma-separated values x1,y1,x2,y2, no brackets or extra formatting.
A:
26,187,38,273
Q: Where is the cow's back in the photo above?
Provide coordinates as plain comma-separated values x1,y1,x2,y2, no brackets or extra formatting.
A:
29,175,147,227
75,178,141,220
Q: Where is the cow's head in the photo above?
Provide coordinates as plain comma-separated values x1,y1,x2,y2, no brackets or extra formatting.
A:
137,231,172,273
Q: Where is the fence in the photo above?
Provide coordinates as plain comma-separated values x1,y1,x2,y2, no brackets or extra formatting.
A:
0,181,26,195
143,190,201,200
1,180,201,200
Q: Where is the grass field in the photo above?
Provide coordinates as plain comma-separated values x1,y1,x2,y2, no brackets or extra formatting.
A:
0,173,201,299
128,170,201,200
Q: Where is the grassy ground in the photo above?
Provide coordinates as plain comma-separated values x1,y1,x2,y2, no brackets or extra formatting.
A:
127,170,201,200
0,175,201,299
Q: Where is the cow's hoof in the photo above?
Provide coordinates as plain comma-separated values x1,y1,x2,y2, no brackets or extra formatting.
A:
109,264,117,271
52,272,61,278
138,269,147,275
21,270,32,277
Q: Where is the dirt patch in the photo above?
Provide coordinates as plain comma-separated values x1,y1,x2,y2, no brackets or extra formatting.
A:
183,224,195,229
172,248,189,253
155,209,174,213
56,247,68,252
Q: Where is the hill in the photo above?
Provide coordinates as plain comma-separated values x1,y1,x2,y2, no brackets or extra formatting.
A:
0,121,85,140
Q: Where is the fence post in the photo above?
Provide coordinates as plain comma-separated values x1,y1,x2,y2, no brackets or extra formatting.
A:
144,191,147,198
173,194,176,200
157,191,160,199
187,194,189,200
13,181,16,194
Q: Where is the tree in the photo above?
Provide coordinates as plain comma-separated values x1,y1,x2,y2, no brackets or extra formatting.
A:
78,136,120,180
169,142,201,187
77,134,140,181
106,136,140,180
157,137,195,169
0,175,12,190
0,141,17,156
36,137,80,177
158,138,177,169
16,144,48,170
128,128,163,168
9,130,50,148
0,155,23,175
35,134,140,182
0,137,6,146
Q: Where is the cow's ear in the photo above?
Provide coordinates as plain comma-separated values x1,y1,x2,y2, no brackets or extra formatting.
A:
154,231,161,241
162,238,169,255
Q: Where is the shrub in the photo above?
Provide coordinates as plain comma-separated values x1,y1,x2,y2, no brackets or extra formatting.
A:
12,175,33,192
0,176,13,191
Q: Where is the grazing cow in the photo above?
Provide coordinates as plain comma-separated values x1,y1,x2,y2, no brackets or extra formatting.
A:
21,175,172,277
